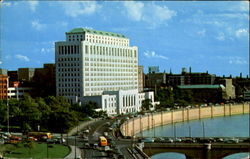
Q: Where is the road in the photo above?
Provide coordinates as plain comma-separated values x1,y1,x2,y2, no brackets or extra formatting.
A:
67,117,145,159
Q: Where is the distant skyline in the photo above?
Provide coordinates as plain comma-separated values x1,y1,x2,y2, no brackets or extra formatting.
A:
0,1,249,77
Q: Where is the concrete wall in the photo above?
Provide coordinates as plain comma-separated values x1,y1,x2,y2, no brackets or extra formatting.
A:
120,103,249,136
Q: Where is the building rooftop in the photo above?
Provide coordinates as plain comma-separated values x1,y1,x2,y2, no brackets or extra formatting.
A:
178,84,225,89
66,28,127,38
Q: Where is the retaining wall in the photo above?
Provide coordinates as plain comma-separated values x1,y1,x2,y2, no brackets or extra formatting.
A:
120,103,249,137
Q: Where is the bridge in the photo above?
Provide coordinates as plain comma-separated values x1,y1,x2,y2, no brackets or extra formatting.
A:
142,142,250,159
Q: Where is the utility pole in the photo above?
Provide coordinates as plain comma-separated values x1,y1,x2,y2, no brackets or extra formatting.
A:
174,123,176,139
7,77,9,133
189,125,191,138
202,122,205,138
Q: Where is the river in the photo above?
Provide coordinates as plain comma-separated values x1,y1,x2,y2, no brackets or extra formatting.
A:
137,114,249,159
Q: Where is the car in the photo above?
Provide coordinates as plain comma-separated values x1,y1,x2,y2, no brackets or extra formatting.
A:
10,135,22,141
140,137,154,143
0,139,4,144
83,129,90,133
56,137,66,144
173,138,182,142
27,136,38,141
155,137,165,143
83,137,88,142
243,138,250,143
163,138,174,143
47,138,57,144
104,132,108,137
214,138,224,142
224,138,239,143
183,138,196,143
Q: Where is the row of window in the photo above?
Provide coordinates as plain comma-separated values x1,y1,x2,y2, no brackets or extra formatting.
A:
58,88,80,93
84,77,136,81
85,45,136,57
84,73,137,77
58,73,80,77
84,72,137,76
57,63,80,67
58,92,81,97
84,68,137,72
58,78,80,82
85,58,137,64
68,34,129,46
84,81,137,87
84,86,137,92
57,57,80,62
84,63,137,68
123,95,136,107
58,83,80,87
57,45,80,55
58,68,80,72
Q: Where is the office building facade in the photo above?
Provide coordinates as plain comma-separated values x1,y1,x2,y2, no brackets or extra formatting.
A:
55,28,155,115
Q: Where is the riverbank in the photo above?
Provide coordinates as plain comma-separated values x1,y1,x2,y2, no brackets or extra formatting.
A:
120,103,249,137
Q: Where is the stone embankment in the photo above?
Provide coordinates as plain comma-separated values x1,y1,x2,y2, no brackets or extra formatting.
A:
120,103,249,137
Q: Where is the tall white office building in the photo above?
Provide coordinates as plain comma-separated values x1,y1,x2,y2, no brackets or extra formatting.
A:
55,28,155,115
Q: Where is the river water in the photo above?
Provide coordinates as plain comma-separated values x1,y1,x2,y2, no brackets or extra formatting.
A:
137,114,249,159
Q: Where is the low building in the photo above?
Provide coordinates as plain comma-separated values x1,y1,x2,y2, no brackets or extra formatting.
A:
0,74,8,99
148,66,160,74
145,73,167,88
81,89,156,116
243,90,250,101
7,87,32,99
138,66,144,92
18,68,35,81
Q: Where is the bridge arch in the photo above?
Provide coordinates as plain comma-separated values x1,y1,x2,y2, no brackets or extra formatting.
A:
151,152,186,159
143,143,250,159
222,152,249,159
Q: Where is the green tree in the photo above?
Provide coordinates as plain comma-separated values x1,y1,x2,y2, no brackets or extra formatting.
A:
82,101,98,117
173,88,194,106
19,95,42,133
156,88,174,108
142,99,152,111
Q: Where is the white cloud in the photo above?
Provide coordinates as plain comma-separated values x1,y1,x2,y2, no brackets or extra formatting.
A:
61,1,101,17
15,54,30,62
228,56,247,65
144,50,169,60
123,1,144,21
41,47,55,55
0,61,2,64
235,28,248,38
197,29,206,37
239,1,249,12
1,2,12,7
216,32,225,41
28,1,39,12
31,20,46,31
216,56,247,65
123,2,176,27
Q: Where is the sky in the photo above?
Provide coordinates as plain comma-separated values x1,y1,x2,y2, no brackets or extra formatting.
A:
0,1,249,77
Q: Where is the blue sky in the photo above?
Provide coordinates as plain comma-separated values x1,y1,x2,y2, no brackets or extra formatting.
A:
0,1,249,77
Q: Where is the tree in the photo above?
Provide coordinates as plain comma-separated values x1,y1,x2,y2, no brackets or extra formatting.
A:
19,95,42,132
173,87,194,106
142,99,153,111
156,88,174,108
82,101,98,117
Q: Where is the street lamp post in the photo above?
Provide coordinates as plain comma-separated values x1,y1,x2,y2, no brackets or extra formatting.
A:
174,123,176,139
189,125,191,138
202,121,205,138
7,98,9,133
